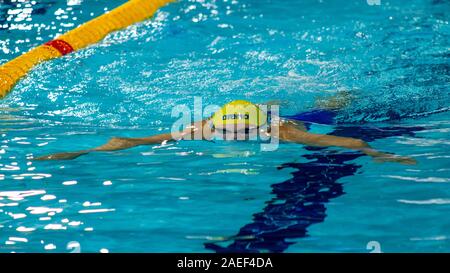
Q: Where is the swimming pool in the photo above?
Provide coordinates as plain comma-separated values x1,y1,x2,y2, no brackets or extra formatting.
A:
0,0,449,253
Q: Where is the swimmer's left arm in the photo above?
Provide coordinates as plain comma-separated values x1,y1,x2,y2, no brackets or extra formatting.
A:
279,123,416,165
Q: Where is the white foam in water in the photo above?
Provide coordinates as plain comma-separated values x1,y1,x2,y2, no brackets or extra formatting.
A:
44,244,56,250
78,208,115,214
0,190,46,198
41,194,57,200
384,175,450,183
398,199,450,205
44,224,67,230
9,237,28,243
27,207,63,215
103,180,113,185
17,226,35,232
9,213,27,219
62,180,77,186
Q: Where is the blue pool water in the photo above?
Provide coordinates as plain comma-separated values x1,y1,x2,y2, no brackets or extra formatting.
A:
0,0,449,253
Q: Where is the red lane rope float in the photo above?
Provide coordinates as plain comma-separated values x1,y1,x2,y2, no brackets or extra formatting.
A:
44,40,74,56
0,0,175,98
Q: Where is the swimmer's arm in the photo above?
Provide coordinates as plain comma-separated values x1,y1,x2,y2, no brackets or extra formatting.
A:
279,123,416,164
35,120,209,160
96,119,211,149
33,133,174,160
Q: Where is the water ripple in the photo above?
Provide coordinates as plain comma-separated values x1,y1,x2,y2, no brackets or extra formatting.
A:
384,175,450,183
398,199,450,205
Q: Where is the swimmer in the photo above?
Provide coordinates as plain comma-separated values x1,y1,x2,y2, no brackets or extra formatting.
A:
35,98,416,164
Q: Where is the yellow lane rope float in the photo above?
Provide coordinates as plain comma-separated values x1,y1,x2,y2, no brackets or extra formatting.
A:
0,0,174,99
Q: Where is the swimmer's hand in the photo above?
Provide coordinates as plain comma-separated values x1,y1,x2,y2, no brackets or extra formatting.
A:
34,151,88,161
372,153,417,165
361,148,417,165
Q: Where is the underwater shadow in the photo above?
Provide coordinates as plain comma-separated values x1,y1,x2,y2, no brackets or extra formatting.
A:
205,125,424,253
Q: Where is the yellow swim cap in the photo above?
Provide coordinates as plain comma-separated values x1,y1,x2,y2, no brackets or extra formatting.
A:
212,100,267,130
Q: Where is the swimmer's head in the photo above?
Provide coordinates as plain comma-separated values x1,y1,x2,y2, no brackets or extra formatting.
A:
211,100,267,134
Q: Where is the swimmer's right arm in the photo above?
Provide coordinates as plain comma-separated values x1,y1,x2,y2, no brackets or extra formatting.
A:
34,120,210,160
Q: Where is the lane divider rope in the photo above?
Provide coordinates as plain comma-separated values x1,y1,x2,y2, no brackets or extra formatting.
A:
0,0,174,99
